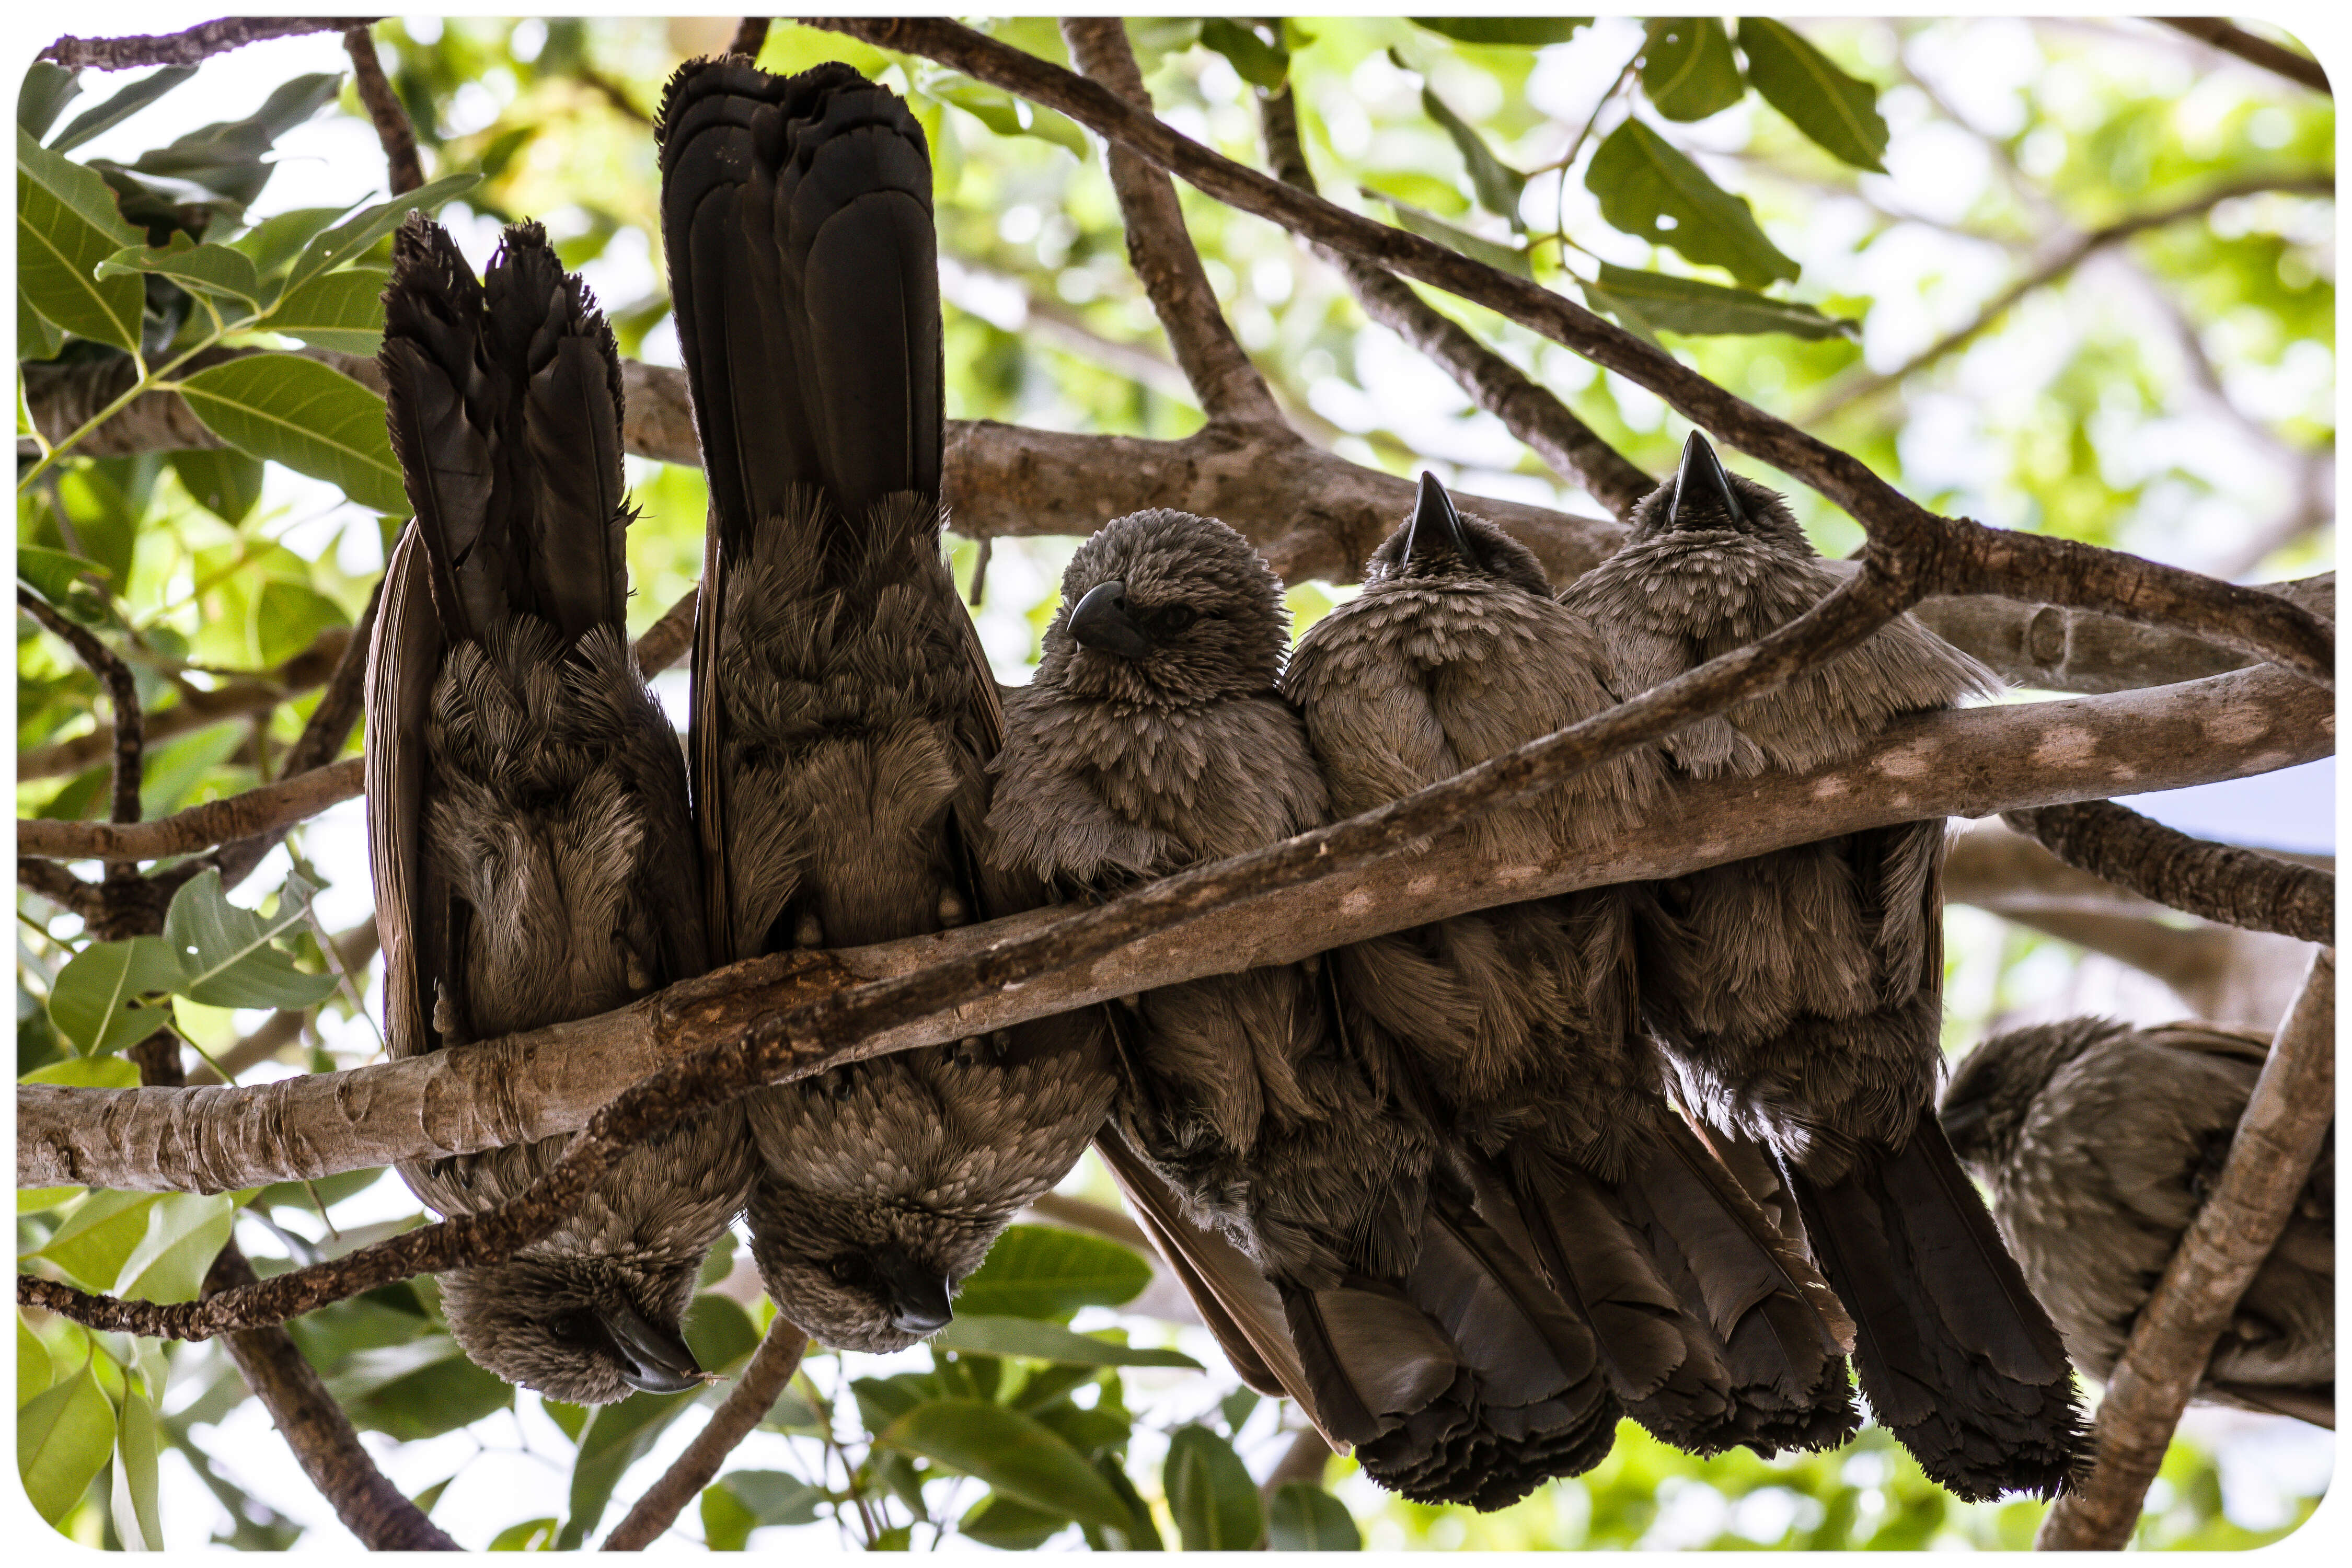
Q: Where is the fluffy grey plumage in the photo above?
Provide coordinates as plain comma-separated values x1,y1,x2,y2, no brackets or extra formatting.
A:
1285,474,1859,1461
658,58,1112,1353
990,509,1622,1511
1562,432,2085,1499
370,216,752,1405
1945,1018,2333,1429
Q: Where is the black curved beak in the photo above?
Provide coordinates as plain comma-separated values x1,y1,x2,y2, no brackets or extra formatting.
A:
1068,579,1154,661
1403,471,1475,570
600,1300,704,1396
872,1247,954,1337
1668,430,1746,530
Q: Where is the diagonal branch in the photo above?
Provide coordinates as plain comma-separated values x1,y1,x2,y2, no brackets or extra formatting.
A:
343,22,424,195
730,18,771,60
2036,948,2336,1549
2002,800,2333,944
2155,17,2331,96
810,16,2334,689
1059,18,1288,433
601,1314,810,1550
39,18,372,69
1256,83,1654,517
18,589,143,833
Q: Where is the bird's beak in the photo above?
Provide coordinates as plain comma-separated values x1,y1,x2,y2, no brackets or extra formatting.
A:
872,1246,954,1337
1668,431,1746,529
600,1300,705,1396
1068,579,1154,661
1403,471,1475,569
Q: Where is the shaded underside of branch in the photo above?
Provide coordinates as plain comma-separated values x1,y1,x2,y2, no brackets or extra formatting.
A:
2003,799,2333,944
39,18,371,69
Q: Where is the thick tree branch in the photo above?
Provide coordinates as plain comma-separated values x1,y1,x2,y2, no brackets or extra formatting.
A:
18,757,364,863
600,1314,810,1550
2037,948,2336,1549
39,18,372,69
1060,18,1288,433
18,589,144,835
342,24,423,195
2155,18,2332,95
23,659,2330,1197
632,585,699,677
810,17,2333,688
2003,800,2333,944
1257,83,1654,517
729,18,771,60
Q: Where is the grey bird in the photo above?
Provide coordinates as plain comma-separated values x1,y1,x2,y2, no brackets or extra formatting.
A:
1284,474,1860,1461
1944,1017,2332,1429
369,216,754,1403
656,57,1112,1353
989,509,1623,1511
1562,431,2086,1499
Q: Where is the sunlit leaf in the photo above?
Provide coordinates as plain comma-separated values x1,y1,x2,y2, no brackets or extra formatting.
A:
1582,262,1857,339
267,264,389,353
49,66,197,154
16,1358,115,1525
18,1317,57,1408
17,125,145,352
879,1399,1131,1530
1370,190,1534,278
1641,19,1745,123
489,1517,559,1550
929,1315,1202,1369
1414,74,1526,224
1409,18,1590,47
48,937,181,1056
18,1056,140,1089
700,1480,758,1550
280,170,483,298
112,1192,236,1304
1268,1482,1361,1549
163,869,339,1011
98,236,266,314
915,70,1089,160
110,1387,164,1550
559,1383,704,1547
1586,119,1799,286
1737,18,1889,173
1198,20,1290,90
952,1224,1151,1320
175,353,410,515
1165,1424,1264,1550
229,204,351,279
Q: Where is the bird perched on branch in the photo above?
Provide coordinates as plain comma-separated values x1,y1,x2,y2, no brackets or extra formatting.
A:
1284,473,1860,1462
1561,431,2086,1499
656,56,1111,1353
989,508,1622,1511
369,215,753,1403
1944,1017,2333,1429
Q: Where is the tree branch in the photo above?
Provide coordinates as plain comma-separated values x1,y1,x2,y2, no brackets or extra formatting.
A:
2155,18,2332,96
1260,1425,1334,1501
2036,947,2336,1549
1256,83,1654,518
1059,18,1288,433
809,16,2333,688
39,18,373,69
2003,800,2333,944
186,921,381,1086
729,18,771,60
342,24,424,195
18,589,144,836
18,757,364,863
23,659,2330,1198
600,1314,809,1550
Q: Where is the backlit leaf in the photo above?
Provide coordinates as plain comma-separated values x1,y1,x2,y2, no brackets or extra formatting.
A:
49,67,197,154
266,264,389,353
112,1192,236,1304
1268,1482,1361,1549
1584,262,1856,339
1737,18,1889,172
16,1359,115,1525
1410,19,1590,47
162,869,338,1011
48,937,181,1057
17,125,144,351
1586,119,1798,286
930,1315,1202,1369
174,353,409,515
110,1387,164,1551
1642,19,1745,122
1165,1424,1264,1550
879,1399,1131,1530
952,1224,1151,1320
1373,190,1535,278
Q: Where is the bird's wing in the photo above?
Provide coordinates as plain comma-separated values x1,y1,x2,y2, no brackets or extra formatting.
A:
364,526,444,1063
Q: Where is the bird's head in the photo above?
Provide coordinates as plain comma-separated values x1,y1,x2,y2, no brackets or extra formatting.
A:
439,1254,707,1405
1364,472,1552,598
1041,509,1289,706
745,1185,1002,1354
1629,431,1812,552
1940,1017,2124,1171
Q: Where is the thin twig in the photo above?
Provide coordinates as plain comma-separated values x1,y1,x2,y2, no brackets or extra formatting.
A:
40,18,372,69
2036,948,2336,1549
601,1315,810,1550
2155,18,2331,96
633,587,699,677
343,24,424,195
18,590,143,834
2002,800,2333,944
1259,1425,1334,1501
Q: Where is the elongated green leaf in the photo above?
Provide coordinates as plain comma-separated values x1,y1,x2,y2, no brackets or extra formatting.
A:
16,544,110,618
1372,190,1534,278
329,1339,515,1440
169,448,267,525
559,1385,702,1547
51,67,197,154
19,62,82,141
20,290,65,359
174,353,410,516
719,1468,828,1528
1419,79,1526,224
1199,20,1290,89
961,1493,1068,1550
916,70,1089,159
110,1387,164,1550
113,1192,235,1304
929,1315,1201,1369
17,126,144,352
1642,19,1745,122
229,204,351,279
49,936,181,1056
1410,18,1590,47
162,869,339,1011
267,264,389,353
1088,1452,1164,1551
880,1399,1131,1530
1165,1424,1264,1550
115,73,343,213
17,1360,115,1525
1584,262,1856,339
1268,1483,1361,1549
489,1517,558,1551
18,1318,56,1408
1737,18,1889,173
281,171,482,297
952,1224,1150,1320
19,1056,140,1089
700,1481,758,1550
98,236,264,313
36,1192,161,1293
1586,119,1798,286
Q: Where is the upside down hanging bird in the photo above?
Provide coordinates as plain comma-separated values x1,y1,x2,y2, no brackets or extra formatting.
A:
369,215,755,1402
655,55,1113,1352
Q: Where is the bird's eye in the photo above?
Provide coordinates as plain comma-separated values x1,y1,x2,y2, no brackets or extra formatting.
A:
827,1254,877,1289
1142,604,1198,638
548,1310,596,1346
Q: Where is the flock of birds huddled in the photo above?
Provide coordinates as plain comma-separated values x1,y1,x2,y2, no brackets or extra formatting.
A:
365,56,2332,1516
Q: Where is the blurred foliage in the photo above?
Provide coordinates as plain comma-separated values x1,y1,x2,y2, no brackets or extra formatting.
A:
17,13,2332,1552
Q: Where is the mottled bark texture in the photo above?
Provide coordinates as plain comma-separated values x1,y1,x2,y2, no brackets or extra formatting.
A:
39,18,370,69
2004,800,2333,944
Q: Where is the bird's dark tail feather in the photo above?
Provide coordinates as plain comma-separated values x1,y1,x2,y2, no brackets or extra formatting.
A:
1785,1109,2090,1500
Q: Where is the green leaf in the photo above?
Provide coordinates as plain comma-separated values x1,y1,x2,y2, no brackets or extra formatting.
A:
329,1339,515,1440
1372,190,1534,278
852,1372,941,1434
560,1385,704,1548
173,353,410,516
98,235,266,313
18,1318,56,1408
719,1468,828,1528
48,937,181,1056
929,1315,1201,1369
1583,262,1856,339
169,448,267,525
140,722,250,821
16,1359,115,1525
17,125,145,352
1410,18,1590,47
952,1224,1151,1320
163,869,339,1010
229,204,351,280
410,1475,455,1517
15,545,111,620
1219,1387,1260,1435
878,1399,1132,1531
268,264,389,353
19,63,83,141
1165,1424,1264,1550
110,1387,164,1551
1267,1483,1361,1549
700,1481,758,1550
50,67,198,154
1641,19,1745,123
19,1056,140,1089
33,1193,162,1295
112,1192,235,1304
916,70,1090,160
1737,18,1889,173
111,73,344,214
489,1517,559,1551
280,171,482,298
1087,1452,1164,1551
1198,20,1290,90
1418,79,1526,224
1586,119,1798,286
19,289,65,359
961,1492,1069,1550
